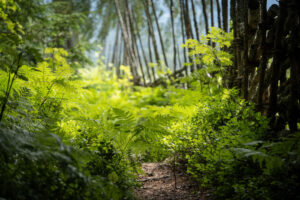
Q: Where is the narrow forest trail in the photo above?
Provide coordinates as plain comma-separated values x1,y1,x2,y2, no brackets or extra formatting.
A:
135,163,210,200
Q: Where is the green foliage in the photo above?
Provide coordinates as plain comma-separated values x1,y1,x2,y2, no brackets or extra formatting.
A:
1,2,300,199
228,132,300,200
162,88,269,184
58,65,175,161
183,27,233,67
182,27,233,88
86,140,138,199
0,2,138,199
0,127,106,200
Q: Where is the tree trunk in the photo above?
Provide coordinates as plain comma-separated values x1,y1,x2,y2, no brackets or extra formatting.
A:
132,11,153,83
267,0,286,123
257,0,267,110
216,0,222,29
114,0,139,82
201,0,209,35
170,0,178,72
183,0,195,72
144,1,156,81
287,0,299,132
179,0,188,78
210,0,215,46
229,0,238,87
236,0,243,90
125,0,146,85
111,23,120,67
124,0,139,79
190,0,200,41
222,0,228,32
242,0,249,100
148,33,156,81
150,0,169,68
105,43,112,69
116,34,123,77
144,0,161,73
210,0,214,28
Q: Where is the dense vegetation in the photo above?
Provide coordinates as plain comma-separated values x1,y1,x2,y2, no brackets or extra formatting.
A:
0,0,299,200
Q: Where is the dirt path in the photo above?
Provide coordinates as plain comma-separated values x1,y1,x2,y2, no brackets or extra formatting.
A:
135,163,210,200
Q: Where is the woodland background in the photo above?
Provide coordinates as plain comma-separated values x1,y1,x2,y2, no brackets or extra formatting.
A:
0,0,299,199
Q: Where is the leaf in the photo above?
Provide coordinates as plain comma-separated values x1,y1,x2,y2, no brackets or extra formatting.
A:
243,140,264,146
17,74,28,81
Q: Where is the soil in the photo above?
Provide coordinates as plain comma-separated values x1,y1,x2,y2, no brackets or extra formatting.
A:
134,162,210,200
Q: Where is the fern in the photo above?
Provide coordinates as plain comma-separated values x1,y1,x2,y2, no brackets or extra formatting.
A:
234,132,300,174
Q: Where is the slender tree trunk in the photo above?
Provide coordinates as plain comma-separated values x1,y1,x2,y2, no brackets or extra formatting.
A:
229,0,238,87
242,0,249,100
123,44,129,66
222,0,228,32
216,0,222,29
144,0,161,70
184,0,194,39
124,0,139,79
150,0,169,68
190,0,200,41
125,0,146,85
111,23,120,67
257,0,267,110
116,34,123,77
183,0,195,72
105,43,112,69
144,1,156,81
139,35,152,83
236,0,243,90
133,13,153,83
191,0,202,70
179,0,188,78
175,0,183,71
148,34,156,80
180,0,187,65
201,0,209,35
210,0,215,46
210,0,214,28
170,0,177,72
114,0,139,82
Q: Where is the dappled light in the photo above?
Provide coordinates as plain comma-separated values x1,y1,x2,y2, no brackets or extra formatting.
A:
0,0,299,200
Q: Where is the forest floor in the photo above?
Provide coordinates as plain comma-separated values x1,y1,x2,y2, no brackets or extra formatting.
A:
135,162,210,200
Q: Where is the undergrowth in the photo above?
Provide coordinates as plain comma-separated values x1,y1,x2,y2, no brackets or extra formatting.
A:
1,2,299,199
